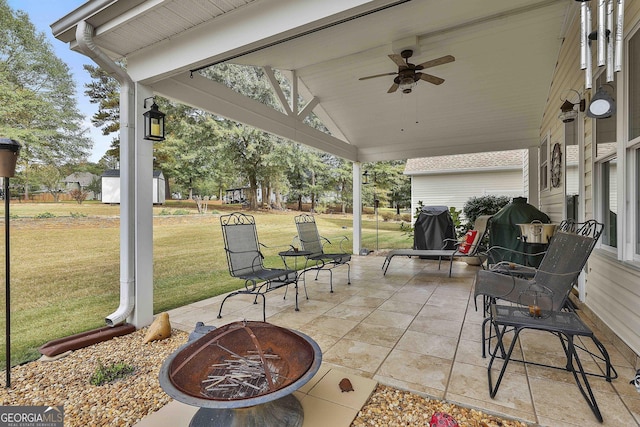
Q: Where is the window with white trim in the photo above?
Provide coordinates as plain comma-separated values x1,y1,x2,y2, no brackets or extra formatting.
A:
593,72,617,250
629,28,640,258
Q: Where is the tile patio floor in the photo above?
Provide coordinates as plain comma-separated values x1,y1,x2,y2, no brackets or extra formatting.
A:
137,255,640,427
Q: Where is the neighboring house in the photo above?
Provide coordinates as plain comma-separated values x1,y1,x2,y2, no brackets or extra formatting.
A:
101,170,165,204
63,172,99,200
405,150,526,219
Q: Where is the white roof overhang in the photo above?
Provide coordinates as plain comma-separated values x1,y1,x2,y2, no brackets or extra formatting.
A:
52,0,575,162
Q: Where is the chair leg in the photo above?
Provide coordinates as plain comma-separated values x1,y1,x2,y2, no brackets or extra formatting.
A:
565,335,603,422
488,326,521,398
347,263,351,285
217,291,239,319
383,256,393,275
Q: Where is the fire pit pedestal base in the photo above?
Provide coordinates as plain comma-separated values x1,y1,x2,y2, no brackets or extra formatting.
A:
188,393,302,427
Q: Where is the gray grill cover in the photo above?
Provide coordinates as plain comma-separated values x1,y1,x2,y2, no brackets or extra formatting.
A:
414,206,456,250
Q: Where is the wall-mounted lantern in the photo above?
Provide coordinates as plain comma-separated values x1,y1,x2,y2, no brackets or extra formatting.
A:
143,97,166,141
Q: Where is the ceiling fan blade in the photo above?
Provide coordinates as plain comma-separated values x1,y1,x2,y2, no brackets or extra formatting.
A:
416,55,455,70
418,73,445,85
359,72,397,81
387,83,399,93
388,54,406,67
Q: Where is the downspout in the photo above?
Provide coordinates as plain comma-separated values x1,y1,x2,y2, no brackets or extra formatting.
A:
76,21,135,326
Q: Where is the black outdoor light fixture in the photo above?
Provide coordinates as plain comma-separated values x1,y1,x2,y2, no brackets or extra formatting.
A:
0,137,21,388
586,84,616,119
559,89,585,123
143,97,166,141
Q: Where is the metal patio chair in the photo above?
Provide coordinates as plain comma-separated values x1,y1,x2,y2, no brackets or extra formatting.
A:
382,215,492,277
475,221,603,316
478,221,613,422
219,212,298,321
294,214,351,293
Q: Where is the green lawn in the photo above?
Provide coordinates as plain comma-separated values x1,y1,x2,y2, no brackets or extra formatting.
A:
0,202,412,367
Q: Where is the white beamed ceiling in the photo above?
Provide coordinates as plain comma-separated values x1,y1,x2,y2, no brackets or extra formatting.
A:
52,0,574,162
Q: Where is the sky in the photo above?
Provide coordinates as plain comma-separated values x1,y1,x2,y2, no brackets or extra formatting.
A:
8,0,112,162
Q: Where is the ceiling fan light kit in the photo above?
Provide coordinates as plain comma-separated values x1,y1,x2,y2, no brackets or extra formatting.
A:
359,49,454,94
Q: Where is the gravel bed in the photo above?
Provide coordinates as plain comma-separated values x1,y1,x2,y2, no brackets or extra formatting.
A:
0,327,529,426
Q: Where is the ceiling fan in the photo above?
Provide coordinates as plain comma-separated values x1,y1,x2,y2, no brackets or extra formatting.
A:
358,49,455,94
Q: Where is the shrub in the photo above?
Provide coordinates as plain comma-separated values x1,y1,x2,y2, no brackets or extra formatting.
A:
462,195,511,229
380,211,397,222
89,360,135,386
69,189,88,204
158,209,171,216
34,212,55,219
70,212,87,218
172,209,190,216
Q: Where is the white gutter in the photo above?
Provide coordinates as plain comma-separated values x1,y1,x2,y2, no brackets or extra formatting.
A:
76,21,135,326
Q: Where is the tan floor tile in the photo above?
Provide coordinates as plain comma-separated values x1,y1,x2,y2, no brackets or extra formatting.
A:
297,315,359,339
363,309,415,329
307,368,377,410
408,316,461,338
377,349,451,393
447,361,533,413
377,299,424,315
418,303,466,321
323,339,390,373
343,323,404,348
298,365,331,394
396,330,457,360
529,376,636,426
134,400,198,427
324,304,374,322
341,295,386,308
298,395,359,427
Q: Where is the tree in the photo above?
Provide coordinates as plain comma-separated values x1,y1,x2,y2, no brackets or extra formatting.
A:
0,0,92,196
32,164,64,202
84,63,121,158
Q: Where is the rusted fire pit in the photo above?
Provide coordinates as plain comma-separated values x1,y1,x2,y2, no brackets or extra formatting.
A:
159,321,322,427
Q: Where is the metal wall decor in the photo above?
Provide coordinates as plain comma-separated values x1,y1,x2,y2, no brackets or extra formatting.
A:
551,142,562,188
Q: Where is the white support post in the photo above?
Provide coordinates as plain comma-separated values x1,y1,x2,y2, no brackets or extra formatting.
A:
352,162,362,255
131,83,155,327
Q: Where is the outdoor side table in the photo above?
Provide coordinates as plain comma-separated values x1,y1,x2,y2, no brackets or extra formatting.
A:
487,304,617,423
279,250,312,301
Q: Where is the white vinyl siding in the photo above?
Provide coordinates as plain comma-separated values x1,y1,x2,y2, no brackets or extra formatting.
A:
410,169,524,222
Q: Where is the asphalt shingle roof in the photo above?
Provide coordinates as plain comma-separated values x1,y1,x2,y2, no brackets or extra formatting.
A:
404,150,525,174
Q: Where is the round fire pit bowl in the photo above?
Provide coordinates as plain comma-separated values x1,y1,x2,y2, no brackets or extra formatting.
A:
159,321,322,427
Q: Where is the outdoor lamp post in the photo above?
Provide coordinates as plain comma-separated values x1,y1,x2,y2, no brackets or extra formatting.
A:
143,97,166,141
363,171,379,252
0,138,21,388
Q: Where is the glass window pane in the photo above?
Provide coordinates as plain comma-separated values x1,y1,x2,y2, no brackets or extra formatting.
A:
637,150,640,254
602,158,618,247
594,73,617,158
630,31,640,140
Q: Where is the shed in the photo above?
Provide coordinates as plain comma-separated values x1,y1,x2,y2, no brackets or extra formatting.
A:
101,170,165,204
